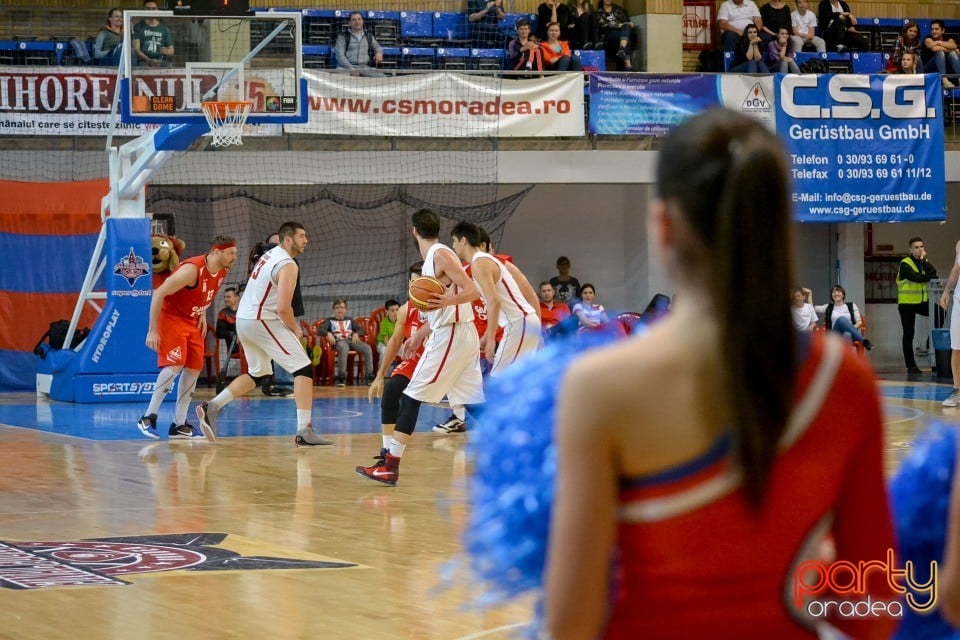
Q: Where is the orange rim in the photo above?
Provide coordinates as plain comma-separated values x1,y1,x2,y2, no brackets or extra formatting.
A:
201,101,252,118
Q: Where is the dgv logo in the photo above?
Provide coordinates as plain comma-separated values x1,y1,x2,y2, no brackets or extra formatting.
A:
741,83,770,111
780,75,935,120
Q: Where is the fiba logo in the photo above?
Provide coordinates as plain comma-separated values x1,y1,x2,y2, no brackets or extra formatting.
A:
741,83,771,111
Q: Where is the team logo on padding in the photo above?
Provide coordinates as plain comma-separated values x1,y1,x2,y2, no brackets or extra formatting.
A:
113,248,150,286
0,533,357,590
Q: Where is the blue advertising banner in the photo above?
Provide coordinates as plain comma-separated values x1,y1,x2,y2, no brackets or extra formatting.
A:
774,73,945,223
588,73,775,135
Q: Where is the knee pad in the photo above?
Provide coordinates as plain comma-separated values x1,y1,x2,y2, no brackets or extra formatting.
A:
293,364,313,379
248,373,270,386
381,376,409,424
394,394,422,436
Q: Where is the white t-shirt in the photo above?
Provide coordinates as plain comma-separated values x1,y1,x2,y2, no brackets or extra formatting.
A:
791,9,818,37
814,301,861,329
792,303,819,330
718,0,761,31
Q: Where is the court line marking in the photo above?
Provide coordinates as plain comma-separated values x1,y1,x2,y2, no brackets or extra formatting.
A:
453,621,533,640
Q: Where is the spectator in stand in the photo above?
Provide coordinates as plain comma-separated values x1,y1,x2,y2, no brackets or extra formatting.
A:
538,0,572,42
765,27,800,72
94,8,124,66
539,281,572,336
215,286,242,380
923,20,960,88
317,299,375,387
805,285,873,350
731,24,770,72
468,0,506,48
817,0,868,53
550,256,581,304
596,0,637,70
897,50,919,74
760,0,792,43
335,12,384,77
507,18,544,72
376,299,400,364
566,0,600,50
133,0,174,67
790,0,825,53
572,283,610,332
717,0,763,52
541,22,584,71
791,288,818,331
889,21,923,73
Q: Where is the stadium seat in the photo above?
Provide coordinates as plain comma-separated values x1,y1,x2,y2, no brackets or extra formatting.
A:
366,10,401,46
433,12,471,46
401,11,438,47
851,52,885,74
574,49,605,72
499,13,537,39
303,45,331,69
471,48,504,71
723,50,733,72
437,47,472,70
402,46,435,70
303,9,338,45
862,17,904,52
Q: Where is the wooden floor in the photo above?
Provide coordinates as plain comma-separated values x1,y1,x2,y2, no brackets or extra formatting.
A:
0,375,954,639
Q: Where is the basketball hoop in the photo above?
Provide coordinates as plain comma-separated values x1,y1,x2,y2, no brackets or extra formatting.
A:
201,101,253,147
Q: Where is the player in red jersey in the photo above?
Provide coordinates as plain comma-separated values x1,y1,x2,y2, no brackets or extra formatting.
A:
544,110,896,640
137,235,238,440
367,262,426,459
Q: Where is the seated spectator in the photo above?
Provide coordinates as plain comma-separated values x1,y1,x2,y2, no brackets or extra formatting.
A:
717,0,763,52
790,287,817,331
538,0,572,41
596,0,638,70
765,27,800,72
94,8,124,66
468,0,506,48
897,50,919,74
760,0,792,43
566,0,600,50
316,299,375,387
806,285,873,350
888,21,922,73
540,22,584,71
731,24,770,72
335,12,384,77
817,0,868,52
922,20,960,88
790,0,825,53
507,18,544,72
376,299,400,364
215,286,242,380
539,281,572,334
550,255,581,304
572,283,610,332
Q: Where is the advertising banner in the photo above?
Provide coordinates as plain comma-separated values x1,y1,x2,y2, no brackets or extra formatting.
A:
775,73,945,222
289,70,585,137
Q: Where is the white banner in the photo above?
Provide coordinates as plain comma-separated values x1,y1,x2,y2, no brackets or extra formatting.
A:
289,71,585,138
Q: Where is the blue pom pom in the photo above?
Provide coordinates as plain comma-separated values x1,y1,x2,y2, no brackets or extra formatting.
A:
889,421,960,640
464,327,630,608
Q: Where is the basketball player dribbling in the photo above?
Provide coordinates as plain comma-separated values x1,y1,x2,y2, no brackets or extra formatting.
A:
356,209,484,486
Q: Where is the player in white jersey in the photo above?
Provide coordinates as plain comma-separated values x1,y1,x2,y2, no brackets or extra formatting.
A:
451,221,542,375
356,208,483,486
196,222,333,447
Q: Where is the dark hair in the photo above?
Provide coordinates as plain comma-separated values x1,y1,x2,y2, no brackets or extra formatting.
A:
539,281,553,288
516,18,531,28
108,7,121,19
224,285,239,295
333,298,347,308
350,11,363,18
740,24,759,44
409,261,424,276
901,20,920,43
579,283,596,294
657,108,796,507
412,209,440,240
211,234,236,248
830,285,846,299
385,299,400,308
909,236,924,246
556,256,570,267
451,221,482,247
932,19,946,31
478,226,492,252
278,221,304,241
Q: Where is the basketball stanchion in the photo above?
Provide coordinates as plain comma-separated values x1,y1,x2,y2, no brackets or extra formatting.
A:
201,101,254,147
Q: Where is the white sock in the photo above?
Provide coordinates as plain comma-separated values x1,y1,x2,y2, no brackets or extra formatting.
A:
388,438,406,458
209,389,234,412
382,434,392,449
297,409,311,432
453,405,466,421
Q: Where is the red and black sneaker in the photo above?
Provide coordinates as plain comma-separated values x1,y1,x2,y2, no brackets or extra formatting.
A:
356,453,400,486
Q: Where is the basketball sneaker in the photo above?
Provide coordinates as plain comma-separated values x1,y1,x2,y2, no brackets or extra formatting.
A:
169,422,203,439
356,453,400,486
432,415,466,434
295,424,334,446
137,413,159,440
944,388,960,408
195,402,218,442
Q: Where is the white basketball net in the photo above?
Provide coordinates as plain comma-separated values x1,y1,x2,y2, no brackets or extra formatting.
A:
201,101,253,147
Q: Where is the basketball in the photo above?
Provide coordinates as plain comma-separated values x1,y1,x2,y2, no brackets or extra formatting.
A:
408,276,445,311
